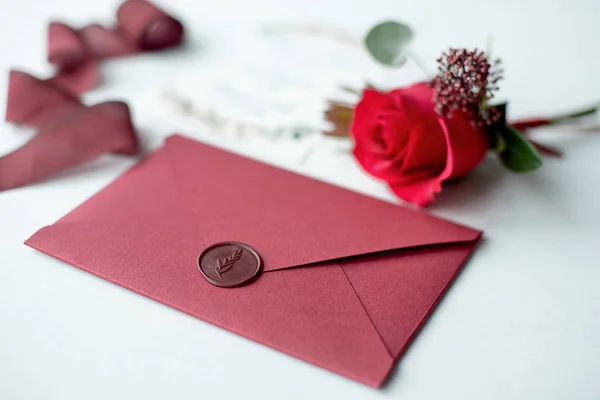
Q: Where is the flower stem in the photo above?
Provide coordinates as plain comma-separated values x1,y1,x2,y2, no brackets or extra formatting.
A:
528,139,563,158
511,105,598,131
548,105,598,124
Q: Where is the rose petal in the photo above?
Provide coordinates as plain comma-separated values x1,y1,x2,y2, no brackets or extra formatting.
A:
393,83,447,178
443,111,489,178
0,101,139,192
351,89,391,133
378,108,409,159
389,117,455,207
352,89,409,181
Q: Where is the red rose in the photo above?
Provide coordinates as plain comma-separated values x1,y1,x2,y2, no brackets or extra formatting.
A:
351,82,489,206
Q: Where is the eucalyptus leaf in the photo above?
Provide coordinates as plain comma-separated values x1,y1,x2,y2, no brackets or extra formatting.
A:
364,21,413,66
499,126,543,172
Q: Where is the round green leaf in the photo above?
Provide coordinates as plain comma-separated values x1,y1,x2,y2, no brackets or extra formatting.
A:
364,21,413,66
499,127,543,172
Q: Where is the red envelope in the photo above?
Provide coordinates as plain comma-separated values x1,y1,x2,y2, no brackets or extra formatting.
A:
25,135,482,387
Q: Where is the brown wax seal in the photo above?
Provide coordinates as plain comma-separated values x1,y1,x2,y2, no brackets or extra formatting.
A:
198,242,262,288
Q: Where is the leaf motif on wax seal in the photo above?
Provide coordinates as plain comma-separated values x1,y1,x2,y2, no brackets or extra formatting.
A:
215,248,243,279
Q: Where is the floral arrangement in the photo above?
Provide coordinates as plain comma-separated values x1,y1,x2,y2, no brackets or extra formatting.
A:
325,22,598,206
2,11,597,201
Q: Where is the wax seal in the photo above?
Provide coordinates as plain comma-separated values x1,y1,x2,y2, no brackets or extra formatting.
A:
198,242,262,288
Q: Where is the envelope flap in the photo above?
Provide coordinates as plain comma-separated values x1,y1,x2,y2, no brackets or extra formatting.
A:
164,135,480,272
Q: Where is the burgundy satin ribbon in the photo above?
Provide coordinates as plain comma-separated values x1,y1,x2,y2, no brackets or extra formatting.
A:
47,0,184,94
0,102,139,192
1,0,183,192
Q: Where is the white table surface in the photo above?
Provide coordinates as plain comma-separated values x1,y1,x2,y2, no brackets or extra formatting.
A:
1,0,600,399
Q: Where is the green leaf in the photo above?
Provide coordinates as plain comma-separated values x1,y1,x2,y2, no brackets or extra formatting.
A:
498,126,543,172
364,21,413,66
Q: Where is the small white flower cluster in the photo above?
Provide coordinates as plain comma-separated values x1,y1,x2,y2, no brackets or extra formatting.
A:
162,90,315,141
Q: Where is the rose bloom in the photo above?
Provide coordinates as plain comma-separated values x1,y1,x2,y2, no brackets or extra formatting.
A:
351,82,489,206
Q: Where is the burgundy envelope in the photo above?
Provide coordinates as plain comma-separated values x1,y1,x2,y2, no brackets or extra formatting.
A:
26,135,482,387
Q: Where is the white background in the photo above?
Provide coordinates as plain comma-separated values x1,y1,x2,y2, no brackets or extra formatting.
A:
1,0,600,399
